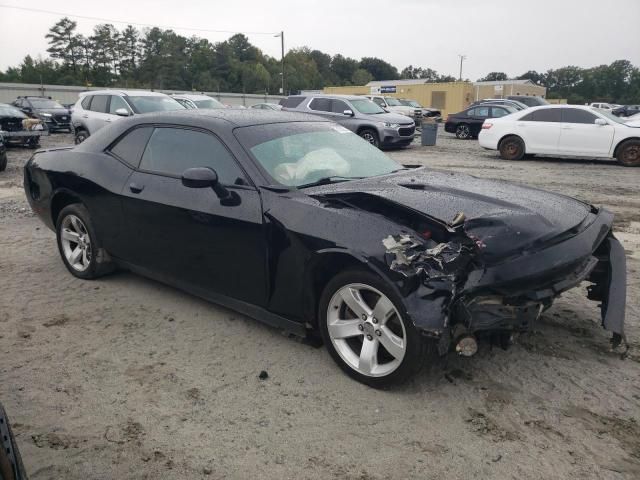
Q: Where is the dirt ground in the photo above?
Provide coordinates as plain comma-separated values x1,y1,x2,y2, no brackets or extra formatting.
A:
1,131,639,480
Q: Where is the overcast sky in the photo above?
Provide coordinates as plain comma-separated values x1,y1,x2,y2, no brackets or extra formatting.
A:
1,0,639,81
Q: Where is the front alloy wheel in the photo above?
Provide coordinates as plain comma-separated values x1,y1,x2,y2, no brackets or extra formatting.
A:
319,270,425,387
327,283,407,377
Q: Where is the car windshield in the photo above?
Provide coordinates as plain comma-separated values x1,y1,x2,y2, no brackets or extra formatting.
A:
596,109,627,125
350,99,385,114
28,98,64,109
126,96,185,113
385,97,402,106
0,105,27,118
235,122,402,187
194,98,224,109
399,99,421,107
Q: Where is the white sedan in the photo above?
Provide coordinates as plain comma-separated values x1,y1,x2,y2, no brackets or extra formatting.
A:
478,105,640,167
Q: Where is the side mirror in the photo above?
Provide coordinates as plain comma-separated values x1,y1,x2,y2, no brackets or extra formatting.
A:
343,109,354,116
181,167,233,202
114,108,130,117
594,118,608,126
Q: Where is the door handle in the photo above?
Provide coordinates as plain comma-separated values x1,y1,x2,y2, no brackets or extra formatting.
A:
105,119,112,123
129,183,144,194
82,114,88,118
561,126,572,130
516,123,526,127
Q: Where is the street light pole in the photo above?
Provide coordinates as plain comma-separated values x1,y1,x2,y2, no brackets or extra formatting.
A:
458,54,467,81
275,31,285,95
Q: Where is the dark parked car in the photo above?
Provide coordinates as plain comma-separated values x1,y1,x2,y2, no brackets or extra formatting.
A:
612,105,640,117
0,141,6,172
445,104,517,139
470,98,528,110
24,110,626,387
11,96,72,132
506,95,549,107
0,102,46,150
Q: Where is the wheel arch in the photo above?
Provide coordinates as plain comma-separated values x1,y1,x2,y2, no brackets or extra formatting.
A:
51,189,84,226
498,133,526,152
613,136,640,158
304,249,393,328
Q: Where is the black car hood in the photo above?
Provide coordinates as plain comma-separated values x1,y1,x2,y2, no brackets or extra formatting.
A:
306,168,593,263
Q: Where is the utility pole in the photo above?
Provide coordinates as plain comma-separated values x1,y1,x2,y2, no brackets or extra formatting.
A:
275,31,285,94
458,54,467,81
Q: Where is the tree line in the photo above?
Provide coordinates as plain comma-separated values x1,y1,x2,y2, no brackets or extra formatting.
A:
0,17,638,104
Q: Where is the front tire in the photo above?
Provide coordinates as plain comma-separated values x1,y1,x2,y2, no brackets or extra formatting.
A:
319,269,425,388
56,204,113,279
359,129,380,148
616,140,640,167
499,135,525,160
0,151,7,172
75,129,89,144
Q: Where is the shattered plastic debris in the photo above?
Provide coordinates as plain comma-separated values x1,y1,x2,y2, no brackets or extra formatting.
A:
382,234,469,277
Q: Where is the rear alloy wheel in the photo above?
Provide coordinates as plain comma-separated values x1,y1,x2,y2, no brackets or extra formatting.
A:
455,124,471,139
319,270,425,387
616,140,640,167
359,129,380,148
56,204,113,279
499,136,525,160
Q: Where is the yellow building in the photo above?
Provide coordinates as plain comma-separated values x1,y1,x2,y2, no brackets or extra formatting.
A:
472,80,546,101
325,80,475,117
324,78,547,117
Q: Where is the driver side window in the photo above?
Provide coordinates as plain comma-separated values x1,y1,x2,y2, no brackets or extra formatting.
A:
139,127,247,185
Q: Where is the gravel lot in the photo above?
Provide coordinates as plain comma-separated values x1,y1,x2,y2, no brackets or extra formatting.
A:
1,131,639,480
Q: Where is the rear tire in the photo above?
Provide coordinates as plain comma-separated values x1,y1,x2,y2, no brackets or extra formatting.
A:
318,268,425,388
455,123,471,139
499,135,525,160
359,129,380,148
616,140,640,167
56,204,114,279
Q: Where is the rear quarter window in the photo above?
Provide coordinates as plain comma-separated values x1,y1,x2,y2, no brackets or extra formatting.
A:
108,127,153,168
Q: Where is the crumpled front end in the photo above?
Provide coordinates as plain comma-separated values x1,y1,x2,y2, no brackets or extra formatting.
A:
381,207,627,353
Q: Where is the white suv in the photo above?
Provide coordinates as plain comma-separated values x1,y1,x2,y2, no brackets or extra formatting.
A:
71,89,184,143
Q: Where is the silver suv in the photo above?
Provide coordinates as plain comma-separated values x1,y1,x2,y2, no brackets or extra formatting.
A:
280,94,415,148
71,89,184,143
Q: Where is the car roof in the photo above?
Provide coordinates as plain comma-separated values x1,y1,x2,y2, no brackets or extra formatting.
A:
79,89,169,97
291,93,366,101
123,108,329,127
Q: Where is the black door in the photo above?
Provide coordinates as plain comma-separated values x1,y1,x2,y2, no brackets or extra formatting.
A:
466,105,490,136
120,126,267,306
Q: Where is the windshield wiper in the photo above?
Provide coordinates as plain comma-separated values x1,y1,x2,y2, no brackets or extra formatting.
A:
297,176,364,189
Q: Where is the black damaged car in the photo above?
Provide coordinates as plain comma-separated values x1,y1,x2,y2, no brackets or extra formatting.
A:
23,110,627,387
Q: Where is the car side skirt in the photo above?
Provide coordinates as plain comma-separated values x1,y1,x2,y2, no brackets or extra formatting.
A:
116,259,308,337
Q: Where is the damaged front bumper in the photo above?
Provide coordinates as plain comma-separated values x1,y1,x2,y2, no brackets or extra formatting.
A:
387,208,627,348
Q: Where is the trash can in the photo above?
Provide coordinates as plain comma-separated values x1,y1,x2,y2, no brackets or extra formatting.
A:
421,121,438,146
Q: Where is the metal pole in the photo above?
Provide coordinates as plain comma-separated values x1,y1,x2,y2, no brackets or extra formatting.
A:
458,55,466,81
280,31,285,95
